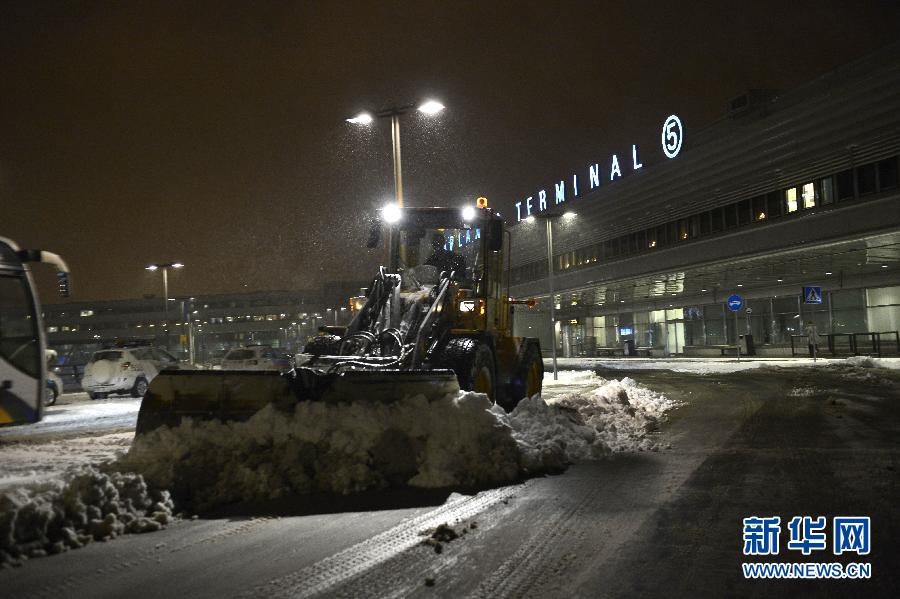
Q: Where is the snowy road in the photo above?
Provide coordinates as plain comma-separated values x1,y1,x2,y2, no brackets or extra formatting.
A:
0,393,140,440
0,394,138,491
2,363,898,597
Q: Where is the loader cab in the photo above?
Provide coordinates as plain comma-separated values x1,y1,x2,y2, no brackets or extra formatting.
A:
371,205,510,332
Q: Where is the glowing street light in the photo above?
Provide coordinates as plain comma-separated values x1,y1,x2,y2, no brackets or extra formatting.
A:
382,203,402,224
145,262,184,351
417,100,445,115
527,212,578,380
346,113,373,125
346,99,446,207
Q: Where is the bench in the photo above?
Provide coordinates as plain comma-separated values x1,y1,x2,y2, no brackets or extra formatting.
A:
594,346,652,357
595,347,625,357
684,344,741,357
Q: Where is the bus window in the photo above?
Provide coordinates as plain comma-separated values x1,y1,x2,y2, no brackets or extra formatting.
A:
0,275,40,378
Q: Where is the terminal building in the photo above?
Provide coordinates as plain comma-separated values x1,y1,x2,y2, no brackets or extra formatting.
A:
42,287,357,378
508,44,900,358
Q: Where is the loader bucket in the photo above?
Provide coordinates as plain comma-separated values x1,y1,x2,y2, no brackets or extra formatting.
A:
135,370,295,436
317,369,461,404
134,367,461,436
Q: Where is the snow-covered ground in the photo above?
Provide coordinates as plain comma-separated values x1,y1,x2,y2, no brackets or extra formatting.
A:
0,433,132,492
4,355,897,567
0,393,140,440
0,372,677,565
547,355,900,374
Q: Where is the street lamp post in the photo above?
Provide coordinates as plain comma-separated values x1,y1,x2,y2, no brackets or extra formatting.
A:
167,298,195,363
528,212,576,381
347,100,445,208
145,262,183,351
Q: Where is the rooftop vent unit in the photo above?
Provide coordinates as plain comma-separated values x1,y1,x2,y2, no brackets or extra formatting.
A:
727,89,777,118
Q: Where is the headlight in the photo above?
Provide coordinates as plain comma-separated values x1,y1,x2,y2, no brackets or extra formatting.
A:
459,299,485,314
382,203,402,223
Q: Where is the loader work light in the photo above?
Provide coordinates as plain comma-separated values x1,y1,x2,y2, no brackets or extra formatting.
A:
382,203,402,223
461,206,476,221
459,299,485,315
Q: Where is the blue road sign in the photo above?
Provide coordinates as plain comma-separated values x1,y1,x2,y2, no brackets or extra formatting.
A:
803,286,823,305
727,294,744,312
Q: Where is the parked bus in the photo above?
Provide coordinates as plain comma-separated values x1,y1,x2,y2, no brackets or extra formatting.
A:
0,236,70,426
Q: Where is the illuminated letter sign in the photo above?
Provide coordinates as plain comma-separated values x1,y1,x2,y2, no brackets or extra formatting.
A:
662,115,683,158
610,154,622,180
589,164,601,189
632,144,643,170
514,114,684,221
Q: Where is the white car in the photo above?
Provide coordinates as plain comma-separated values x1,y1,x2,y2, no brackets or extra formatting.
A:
81,345,183,399
45,370,63,406
221,346,291,371
44,349,63,406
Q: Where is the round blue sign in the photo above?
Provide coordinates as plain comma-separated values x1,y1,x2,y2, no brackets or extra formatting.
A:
727,294,744,312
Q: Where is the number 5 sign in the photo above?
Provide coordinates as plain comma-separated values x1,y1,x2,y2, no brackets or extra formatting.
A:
662,115,683,159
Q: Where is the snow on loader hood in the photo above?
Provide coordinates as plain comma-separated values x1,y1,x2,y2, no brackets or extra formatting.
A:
1,374,677,566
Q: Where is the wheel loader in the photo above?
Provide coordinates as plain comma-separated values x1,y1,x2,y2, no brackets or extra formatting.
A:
135,202,543,435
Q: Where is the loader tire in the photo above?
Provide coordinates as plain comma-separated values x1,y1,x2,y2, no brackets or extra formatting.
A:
304,334,342,356
435,338,495,400
505,342,543,411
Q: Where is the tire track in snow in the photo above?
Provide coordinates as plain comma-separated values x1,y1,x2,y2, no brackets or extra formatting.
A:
239,484,526,599
466,474,602,599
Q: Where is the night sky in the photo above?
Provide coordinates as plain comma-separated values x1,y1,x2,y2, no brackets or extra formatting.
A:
3,1,899,303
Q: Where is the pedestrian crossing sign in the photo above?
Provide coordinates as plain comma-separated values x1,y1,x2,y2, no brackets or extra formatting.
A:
803,286,823,304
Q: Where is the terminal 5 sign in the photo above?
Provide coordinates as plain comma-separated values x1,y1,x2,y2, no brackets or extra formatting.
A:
514,115,684,222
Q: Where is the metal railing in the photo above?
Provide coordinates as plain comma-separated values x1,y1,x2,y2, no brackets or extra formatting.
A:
790,331,900,357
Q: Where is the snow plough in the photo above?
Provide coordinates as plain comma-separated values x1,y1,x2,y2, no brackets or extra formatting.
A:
135,202,543,435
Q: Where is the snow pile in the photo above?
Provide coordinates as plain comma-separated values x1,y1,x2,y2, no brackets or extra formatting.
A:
0,377,677,560
545,377,675,453
541,369,602,386
788,387,818,397
119,377,676,511
120,393,522,511
498,396,603,472
549,356,900,374
839,356,900,370
0,433,133,492
0,466,173,568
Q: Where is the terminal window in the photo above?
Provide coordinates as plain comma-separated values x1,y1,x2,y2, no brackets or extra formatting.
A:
753,195,767,220
821,177,835,204
738,199,752,225
857,163,876,195
725,205,738,228
836,169,854,200
766,191,782,218
878,158,898,190
785,188,799,213
801,182,817,209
